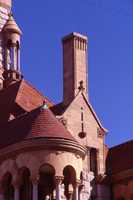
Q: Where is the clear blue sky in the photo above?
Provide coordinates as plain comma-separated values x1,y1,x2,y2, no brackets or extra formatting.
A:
12,0,133,147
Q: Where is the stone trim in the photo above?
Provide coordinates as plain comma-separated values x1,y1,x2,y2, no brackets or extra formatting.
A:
0,137,87,160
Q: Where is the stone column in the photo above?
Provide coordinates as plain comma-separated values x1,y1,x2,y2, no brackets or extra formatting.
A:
17,47,20,72
55,176,63,200
73,182,80,200
32,182,38,200
31,177,39,200
13,46,17,70
68,184,73,200
12,178,21,200
6,48,11,70
14,186,19,200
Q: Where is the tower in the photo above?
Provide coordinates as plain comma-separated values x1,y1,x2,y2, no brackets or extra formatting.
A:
0,0,22,89
2,14,22,87
0,0,12,88
62,32,88,105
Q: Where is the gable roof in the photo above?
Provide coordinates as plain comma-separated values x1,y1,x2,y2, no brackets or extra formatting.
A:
0,79,53,122
81,93,107,133
51,91,107,134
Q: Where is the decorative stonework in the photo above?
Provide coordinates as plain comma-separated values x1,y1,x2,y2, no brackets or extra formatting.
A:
80,170,95,200
58,116,67,128
97,127,104,138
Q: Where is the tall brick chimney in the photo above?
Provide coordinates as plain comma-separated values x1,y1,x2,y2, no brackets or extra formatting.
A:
62,32,88,106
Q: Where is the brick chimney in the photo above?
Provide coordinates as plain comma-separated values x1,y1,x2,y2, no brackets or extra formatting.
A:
62,32,88,106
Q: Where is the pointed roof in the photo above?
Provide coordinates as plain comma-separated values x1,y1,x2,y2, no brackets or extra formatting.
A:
51,91,107,134
26,105,76,141
0,105,78,149
3,14,22,35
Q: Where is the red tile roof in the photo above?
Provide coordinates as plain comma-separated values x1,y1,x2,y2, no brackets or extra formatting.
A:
0,79,53,122
27,105,76,141
0,105,77,149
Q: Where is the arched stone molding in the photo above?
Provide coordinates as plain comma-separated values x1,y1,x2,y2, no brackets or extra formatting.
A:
0,159,17,179
0,150,82,180
0,140,85,200
15,150,82,180
16,153,40,178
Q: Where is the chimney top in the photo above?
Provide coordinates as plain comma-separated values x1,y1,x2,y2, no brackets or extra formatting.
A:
62,32,88,42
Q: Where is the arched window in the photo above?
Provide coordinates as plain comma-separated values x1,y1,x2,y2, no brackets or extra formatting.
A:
38,164,55,200
63,165,76,199
5,40,20,71
2,172,14,200
19,167,32,200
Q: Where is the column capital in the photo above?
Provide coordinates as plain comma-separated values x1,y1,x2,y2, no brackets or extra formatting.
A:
12,179,21,189
31,175,39,185
55,176,63,184
73,180,81,188
12,174,21,189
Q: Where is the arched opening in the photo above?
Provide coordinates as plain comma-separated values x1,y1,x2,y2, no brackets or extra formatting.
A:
5,39,12,70
16,41,20,71
63,165,76,199
2,172,14,200
38,164,56,200
19,167,32,200
5,39,20,71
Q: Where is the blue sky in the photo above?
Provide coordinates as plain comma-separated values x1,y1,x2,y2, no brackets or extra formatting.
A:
12,0,133,147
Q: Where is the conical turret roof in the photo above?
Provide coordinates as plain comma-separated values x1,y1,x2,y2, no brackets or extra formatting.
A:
0,104,77,146
0,104,86,156
26,105,76,141
3,14,22,35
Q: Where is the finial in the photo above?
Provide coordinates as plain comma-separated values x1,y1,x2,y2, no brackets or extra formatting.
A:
41,100,48,110
78,80,85,92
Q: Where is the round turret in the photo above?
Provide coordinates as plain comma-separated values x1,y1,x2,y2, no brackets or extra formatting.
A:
2,14,22,76
0,0,11,10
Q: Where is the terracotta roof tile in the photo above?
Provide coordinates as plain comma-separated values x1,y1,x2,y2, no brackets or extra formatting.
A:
0,105,77,149
0,80,53,122
27,105,76,141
